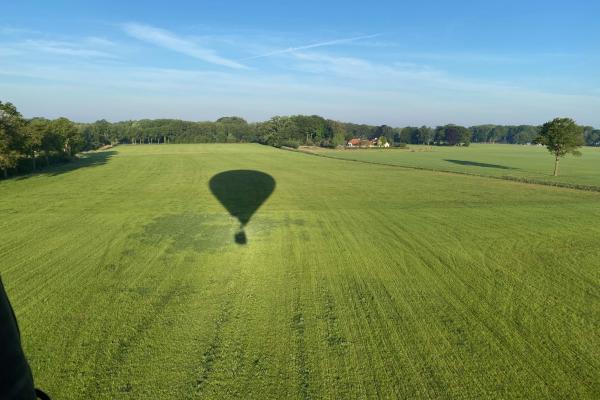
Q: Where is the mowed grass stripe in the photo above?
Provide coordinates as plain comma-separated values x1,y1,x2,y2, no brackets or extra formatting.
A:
0,144,598,399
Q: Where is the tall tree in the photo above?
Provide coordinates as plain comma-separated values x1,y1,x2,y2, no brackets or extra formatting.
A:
490,126,507,143
52,117,80,157
375,125,394,144
0,102,24,178
438,125,470,146
583,126,600,146
326,120,347,146
417,126,434,145
40,124,61,167
535,118,584,176
587,129,600,146
470,125,495,143
23,118,50,171
400,127,419,144
91,119,111,147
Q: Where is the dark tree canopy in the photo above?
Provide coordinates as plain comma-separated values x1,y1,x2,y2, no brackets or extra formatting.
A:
434,125,470,146
0,101,25,177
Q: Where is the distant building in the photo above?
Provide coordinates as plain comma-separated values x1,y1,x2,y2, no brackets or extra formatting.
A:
369,136,391,148
347,138,361,147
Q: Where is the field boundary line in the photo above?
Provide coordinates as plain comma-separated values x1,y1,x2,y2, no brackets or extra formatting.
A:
281,146,600,193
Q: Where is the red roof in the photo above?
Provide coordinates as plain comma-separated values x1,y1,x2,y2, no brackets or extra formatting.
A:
348,138,361,145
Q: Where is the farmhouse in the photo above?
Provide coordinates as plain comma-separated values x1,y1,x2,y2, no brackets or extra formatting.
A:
370,137,391,147
347,138,361,147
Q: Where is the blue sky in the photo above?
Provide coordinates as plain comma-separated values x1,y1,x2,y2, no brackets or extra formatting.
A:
1,0,599,126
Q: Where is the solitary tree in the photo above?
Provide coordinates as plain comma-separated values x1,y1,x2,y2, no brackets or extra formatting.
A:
536,118,584,176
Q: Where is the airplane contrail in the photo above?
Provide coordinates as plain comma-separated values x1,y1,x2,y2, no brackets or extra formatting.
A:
242,33,381,60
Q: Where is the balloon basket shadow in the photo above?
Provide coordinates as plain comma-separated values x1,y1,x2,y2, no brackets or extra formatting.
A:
234,229,247,245
209,170,276,246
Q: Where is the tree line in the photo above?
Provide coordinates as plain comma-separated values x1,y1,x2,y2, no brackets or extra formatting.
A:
2,100,598,178
0,102,81,178
83,116,600,148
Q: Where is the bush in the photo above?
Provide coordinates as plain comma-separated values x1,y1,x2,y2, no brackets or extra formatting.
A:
280,140,300,149
320,142,336,149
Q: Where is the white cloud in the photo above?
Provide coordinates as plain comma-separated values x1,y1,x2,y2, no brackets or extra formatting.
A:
1,26,598,126
2,60,599,127
122,23,247,69
20,39,115,58
0,38,116,59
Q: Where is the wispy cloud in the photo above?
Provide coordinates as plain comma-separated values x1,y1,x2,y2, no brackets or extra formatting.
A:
84,37,117,47
242,33,381,60
122,23,247,69
0,28,117,59
0,26,40,36
2,60,600,126
394,51,578,64
290,52,445,83
0,38,115,59
2,24,598,126
20,39,115,58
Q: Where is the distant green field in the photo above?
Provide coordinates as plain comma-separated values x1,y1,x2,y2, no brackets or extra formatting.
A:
307,144,600,188
0,144,599,399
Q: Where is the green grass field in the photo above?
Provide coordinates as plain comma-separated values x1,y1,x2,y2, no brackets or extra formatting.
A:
1,144,599,399
306,144,600,188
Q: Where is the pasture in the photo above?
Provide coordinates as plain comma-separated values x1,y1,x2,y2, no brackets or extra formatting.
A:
0,144,598,399
307,144,600,189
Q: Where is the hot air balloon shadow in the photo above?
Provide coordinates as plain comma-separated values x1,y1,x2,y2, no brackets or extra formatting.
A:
209,170,276,245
